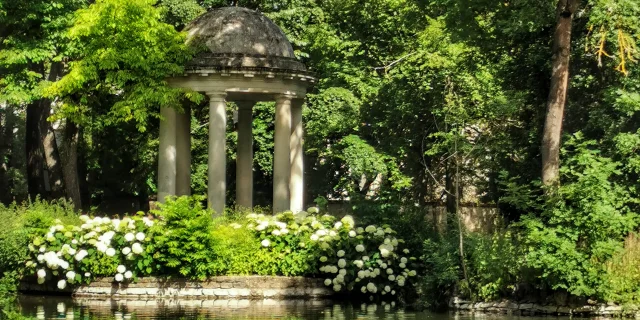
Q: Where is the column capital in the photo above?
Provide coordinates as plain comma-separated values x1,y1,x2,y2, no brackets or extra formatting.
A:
275,93,296,103
206,92,227,101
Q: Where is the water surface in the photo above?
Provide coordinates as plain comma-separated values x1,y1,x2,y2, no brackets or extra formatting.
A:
17,295,571,320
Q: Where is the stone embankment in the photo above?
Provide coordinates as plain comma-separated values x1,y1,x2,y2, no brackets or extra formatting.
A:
21,276,332,299
450,297,640,317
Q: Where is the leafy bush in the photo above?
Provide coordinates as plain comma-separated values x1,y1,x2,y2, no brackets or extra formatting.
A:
148,196,216,280
0,199,79,275
520,137,637,298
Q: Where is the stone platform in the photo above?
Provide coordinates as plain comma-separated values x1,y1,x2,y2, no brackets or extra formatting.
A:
20,276,332,299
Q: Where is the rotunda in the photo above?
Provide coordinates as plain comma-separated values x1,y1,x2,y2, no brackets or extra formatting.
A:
157,7,314,215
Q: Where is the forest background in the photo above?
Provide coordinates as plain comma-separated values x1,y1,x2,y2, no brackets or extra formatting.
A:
2,0,640,307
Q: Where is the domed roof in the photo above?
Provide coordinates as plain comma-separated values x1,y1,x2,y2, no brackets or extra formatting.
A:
184,7,306,72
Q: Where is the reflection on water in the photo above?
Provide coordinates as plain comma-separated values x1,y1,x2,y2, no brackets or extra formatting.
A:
17,295,571,320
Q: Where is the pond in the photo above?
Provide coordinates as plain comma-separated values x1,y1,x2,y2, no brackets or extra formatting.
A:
16,295,571,320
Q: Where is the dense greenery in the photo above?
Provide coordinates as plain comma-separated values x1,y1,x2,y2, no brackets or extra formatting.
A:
2,0,640,311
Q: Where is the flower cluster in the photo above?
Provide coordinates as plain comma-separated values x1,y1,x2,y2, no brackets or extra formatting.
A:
27,214,155,288
245,208,418,299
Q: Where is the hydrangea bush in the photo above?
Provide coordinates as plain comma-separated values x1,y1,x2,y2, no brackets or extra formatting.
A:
244,208,418,299
26,214,155,289
25,199,417,300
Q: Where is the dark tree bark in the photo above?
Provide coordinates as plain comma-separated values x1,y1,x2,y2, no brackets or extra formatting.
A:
44,124,65,198
25,62,63,199
60,121,82,211
541,0,580,186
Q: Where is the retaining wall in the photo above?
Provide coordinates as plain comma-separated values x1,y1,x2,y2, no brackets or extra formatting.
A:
450,297,640,317
20,276,332,299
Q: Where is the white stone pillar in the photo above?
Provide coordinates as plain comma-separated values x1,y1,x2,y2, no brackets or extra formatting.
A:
273,94,292,213
175,104,191,196
236,101,254,209
289,99,304,212
207,92,227,216
158,107,177,203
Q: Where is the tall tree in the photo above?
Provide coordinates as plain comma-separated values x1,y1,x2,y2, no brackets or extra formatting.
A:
541,0,580,186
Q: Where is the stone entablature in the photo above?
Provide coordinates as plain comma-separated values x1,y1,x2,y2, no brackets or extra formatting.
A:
21,276,332,299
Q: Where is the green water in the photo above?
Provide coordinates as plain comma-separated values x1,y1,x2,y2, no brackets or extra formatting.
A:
16,295,568,320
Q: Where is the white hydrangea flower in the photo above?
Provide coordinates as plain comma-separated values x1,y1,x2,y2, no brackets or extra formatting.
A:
356,244,365,252
365,225,376,233
388,275,395,281
280,228,289,234
37,269,46,279
57,279,67,289
348,230,357,237
115,273,124,282
59,260,69,270
391,238,399,246
310,234,319,241
135,232,145,241
337,250,345,257
75,250,88,261
408,270,417,277
375,229,385,237
321,242,330,250
381,263,387,269
398,280,405,286
399,263,406,269
361,286,367,293
373,268,381,275
37,277,45,284
132,243,143,254
122,247,131,255
84,272,91,277
65,271,75,280
366,282,377,293
339,269,347,275
106,248,116,257
391,290,396,295
362,256,369,261
324,279,332,286
261,239,270,247
117,265,126,273
79,215,89,222
334,221,343,229
356,227,364,234
354,260,364,268
333,284,342,292
384,238,391,245
357,270,366,279
37,254,44,263
403,248,410,254
385,285,391,292
400,257,408,264
272,229,281,236
338,259,346,268
386,268,393,275
307,207,319,214
124,271,133,279
96,242,107,253
320,256,328,262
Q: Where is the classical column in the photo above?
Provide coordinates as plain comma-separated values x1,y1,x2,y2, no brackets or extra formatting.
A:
236,101,254,209
175,104,191,196
289,99,304,212
158,107,177,203
273,94,292,213
207,92,227,216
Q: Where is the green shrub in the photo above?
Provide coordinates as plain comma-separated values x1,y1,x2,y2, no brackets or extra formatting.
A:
209,221,263,275
0,199,79,275
149,196,216,279
602,233,640,304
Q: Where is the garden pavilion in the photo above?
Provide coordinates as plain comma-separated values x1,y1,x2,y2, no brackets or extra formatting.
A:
157,7,315,215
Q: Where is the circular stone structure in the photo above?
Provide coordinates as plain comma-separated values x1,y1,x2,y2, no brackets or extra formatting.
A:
158,7,314,215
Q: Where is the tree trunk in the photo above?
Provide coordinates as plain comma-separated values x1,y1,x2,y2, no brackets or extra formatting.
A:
43,123,65,198
60,121,82,211
541,0,579,186
25,62,64,200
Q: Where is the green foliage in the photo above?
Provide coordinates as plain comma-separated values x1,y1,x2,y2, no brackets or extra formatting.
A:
520,135,637,297
149,196,216,279
0,199,79,275
47,0,202,130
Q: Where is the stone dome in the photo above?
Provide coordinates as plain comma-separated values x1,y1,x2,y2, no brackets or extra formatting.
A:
184,7,306,72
